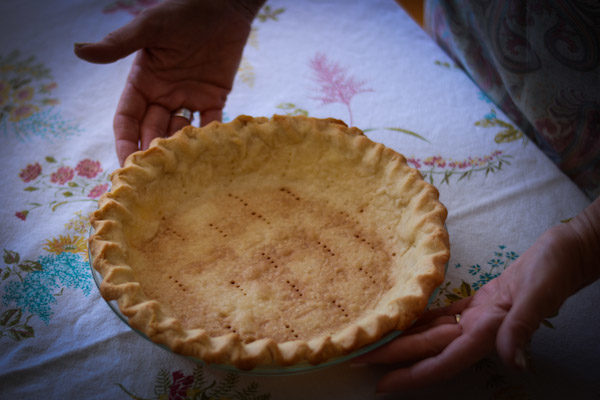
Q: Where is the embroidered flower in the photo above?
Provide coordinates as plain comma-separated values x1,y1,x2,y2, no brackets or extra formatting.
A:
169,370,194,400
19,163,42,182
43,235,87,255
88,183,108,198
65,211,89,235
0,80,9,106
487,258,505,268
407,157,421,169
13,86,35,104
75,159,102,178
50,166,74,185
468,264,481,276
9,104,38,122
15,210,28,221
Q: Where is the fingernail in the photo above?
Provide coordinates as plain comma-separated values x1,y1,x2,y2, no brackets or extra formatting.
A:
74,42,91,49
514,348,528,370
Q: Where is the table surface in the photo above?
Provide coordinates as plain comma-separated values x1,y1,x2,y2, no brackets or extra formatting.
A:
1,0,599,399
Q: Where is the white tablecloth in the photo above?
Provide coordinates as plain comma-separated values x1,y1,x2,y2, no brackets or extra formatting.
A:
1,0,598,398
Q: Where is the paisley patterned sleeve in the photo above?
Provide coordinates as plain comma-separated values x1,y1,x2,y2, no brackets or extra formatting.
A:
423,0,600,199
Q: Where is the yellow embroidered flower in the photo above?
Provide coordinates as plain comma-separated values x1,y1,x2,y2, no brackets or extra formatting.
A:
10,103,39,122
44,235,87,257
0,80,9,106
65,211,90,235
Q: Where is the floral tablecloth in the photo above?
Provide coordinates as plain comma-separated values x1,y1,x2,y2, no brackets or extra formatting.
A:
1,0,599,399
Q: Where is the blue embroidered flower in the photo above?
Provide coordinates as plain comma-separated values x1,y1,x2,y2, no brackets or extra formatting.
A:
484,110,497,121
2,252,91,324
468,264,481,276
505,251,519,261
478,91,494,104
473,271,501,290
487,258,505,268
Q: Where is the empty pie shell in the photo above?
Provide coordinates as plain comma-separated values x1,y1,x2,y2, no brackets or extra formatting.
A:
89,115,449,369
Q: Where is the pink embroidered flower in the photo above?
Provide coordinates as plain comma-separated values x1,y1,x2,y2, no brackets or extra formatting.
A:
407,157,421,169
15,211,28,221
51,166,75,185
75,159,102,178
13,86,34,104
169,370,193,400
310,53,372,125
19,162,42,182
88,183,108,198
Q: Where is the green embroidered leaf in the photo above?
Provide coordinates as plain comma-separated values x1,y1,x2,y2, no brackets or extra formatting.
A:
457,170,470,181
68,181,78,187
445,293,462,303
153,369,171,397
494,128,523,144
276,102,295,110
52,201,68,211
0,309,21,326
382,127,430,143
235,381,259,400
9,325,34,341
18,260,43,272
45,156,57,163
209,372,239,398
24,186,39,191
192,364,207,389
3,249,20,264
62,191,73,197
1,270,9,280
460,281,472,297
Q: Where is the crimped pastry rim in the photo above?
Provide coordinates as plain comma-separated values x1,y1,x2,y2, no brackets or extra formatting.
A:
89,115,450,369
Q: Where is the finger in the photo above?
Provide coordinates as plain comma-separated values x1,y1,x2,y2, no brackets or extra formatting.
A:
200,109,223,127
376,320,497,393
410,297,473,329
168,113,193,137
141,104,170,150
74,17,148,64
356,322,462,365
114,82,147,166
155,82,229,117
495,297,543,369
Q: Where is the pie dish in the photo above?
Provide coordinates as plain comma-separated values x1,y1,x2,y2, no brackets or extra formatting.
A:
89,115,449,370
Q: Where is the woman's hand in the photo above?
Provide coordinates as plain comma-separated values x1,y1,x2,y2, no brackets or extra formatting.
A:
75,0,263,165
356,197,600,394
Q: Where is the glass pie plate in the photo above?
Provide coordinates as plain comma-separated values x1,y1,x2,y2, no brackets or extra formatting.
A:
88,229,443,376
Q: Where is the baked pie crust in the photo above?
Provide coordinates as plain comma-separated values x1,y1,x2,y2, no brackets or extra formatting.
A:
89,115,449,369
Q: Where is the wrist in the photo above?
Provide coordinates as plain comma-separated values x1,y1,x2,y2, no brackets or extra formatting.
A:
565,197,600,290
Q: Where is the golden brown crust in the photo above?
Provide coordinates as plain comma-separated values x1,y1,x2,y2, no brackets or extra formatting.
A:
89,115,449,369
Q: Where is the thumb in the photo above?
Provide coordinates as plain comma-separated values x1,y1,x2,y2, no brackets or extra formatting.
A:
74,17,148,64
495,297,544,370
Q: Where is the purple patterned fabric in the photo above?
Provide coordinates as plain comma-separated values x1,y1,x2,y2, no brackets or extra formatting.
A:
425,0,600,199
